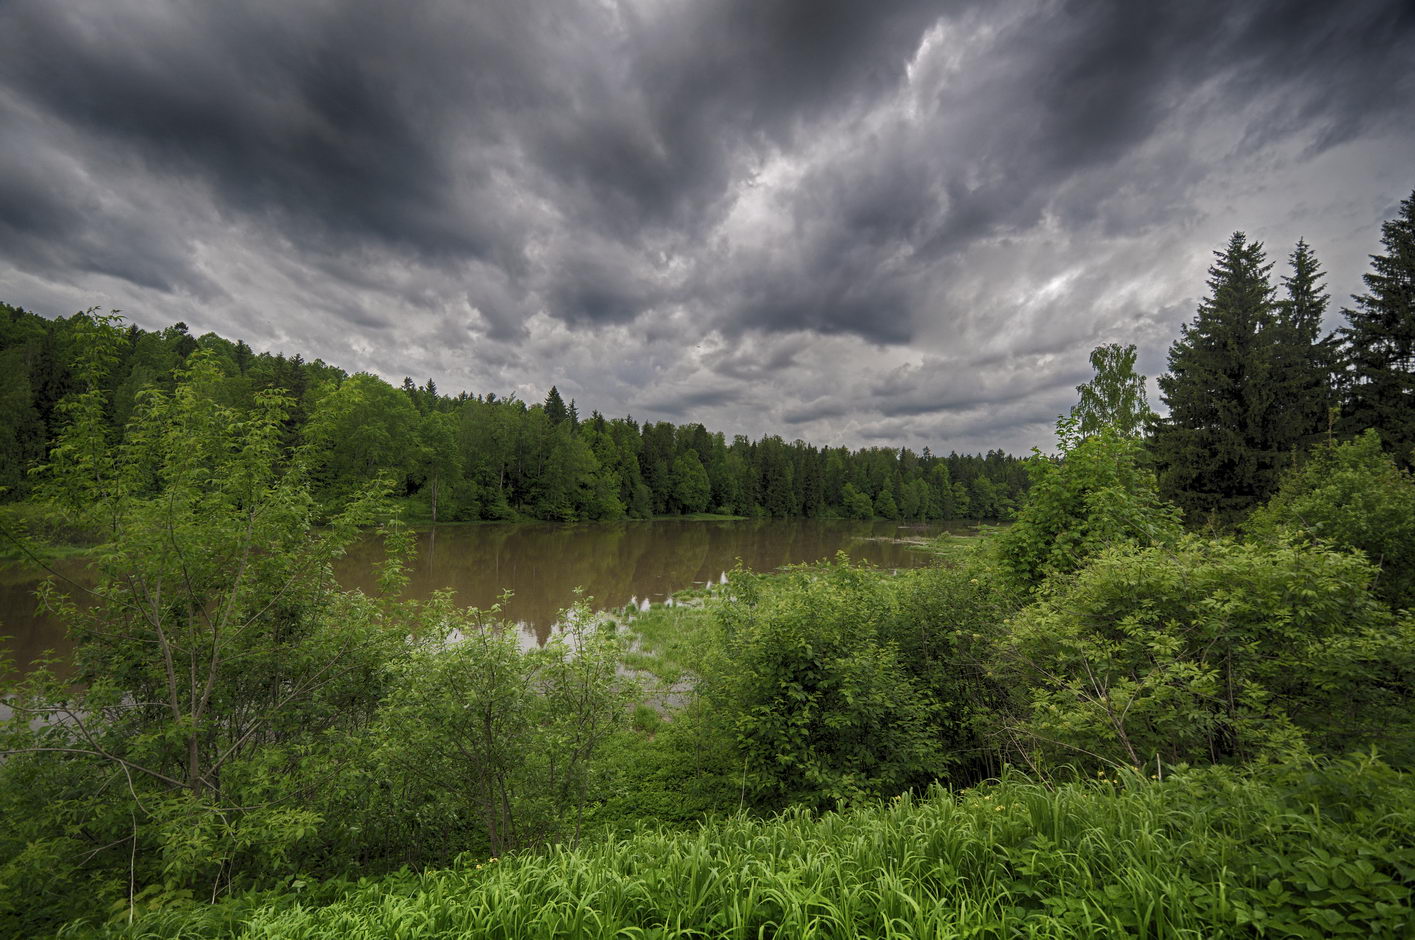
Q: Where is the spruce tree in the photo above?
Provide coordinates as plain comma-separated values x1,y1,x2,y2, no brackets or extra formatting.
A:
1268,238,1335,459
1152,232,1279,522
1341,190,1415,463
543,385,568,426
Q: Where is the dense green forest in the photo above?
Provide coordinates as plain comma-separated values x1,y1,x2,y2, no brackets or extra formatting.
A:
0,192,1413,937
0,304,1028,523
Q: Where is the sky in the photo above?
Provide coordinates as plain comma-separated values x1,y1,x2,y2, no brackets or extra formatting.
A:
1,0,1412,455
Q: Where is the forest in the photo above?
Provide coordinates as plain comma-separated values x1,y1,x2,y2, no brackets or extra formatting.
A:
0,191,1411,937
0,304,1028,526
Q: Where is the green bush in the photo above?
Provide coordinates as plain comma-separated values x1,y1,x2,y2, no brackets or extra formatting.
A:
997,537,1415,771
1,321,407,931
1247,429,1415,610
364,597,630,862
997,420,1181,592
705,559,958,809
887,562,1016,781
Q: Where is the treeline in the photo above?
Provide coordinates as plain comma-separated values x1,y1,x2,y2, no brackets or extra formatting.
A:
1150,191,1415,522
0,304,1027,523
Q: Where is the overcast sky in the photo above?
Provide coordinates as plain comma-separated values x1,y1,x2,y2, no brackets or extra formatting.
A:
1,0,1412,454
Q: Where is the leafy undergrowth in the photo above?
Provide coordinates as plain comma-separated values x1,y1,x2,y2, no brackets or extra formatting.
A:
88,756,1413,939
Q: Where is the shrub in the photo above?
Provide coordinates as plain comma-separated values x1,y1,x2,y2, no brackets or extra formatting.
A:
996,537,1414,771
997,420,1181,592
366,597,630,861
704,559,944,809
1247,429,1415,610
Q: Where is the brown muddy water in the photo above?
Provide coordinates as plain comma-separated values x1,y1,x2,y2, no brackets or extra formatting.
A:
1,518,965,677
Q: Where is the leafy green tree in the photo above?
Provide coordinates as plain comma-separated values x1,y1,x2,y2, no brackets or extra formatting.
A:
457,396,520,519
670,451,711,514
639,422,677,513
1341,190,1415,462
969,475,1012,520
758,437,796,517
874,487,900,520
840,482,874,520
415,410,462,522
951,480,972,519
998,417,1181,592
0,345,43,497
303,373,419,497
530,422,600,521
0,315,405,924
927,462,954,519
1152,233,1282,521
1246,430,1415,610
898,478,924,519
1070,343,1155,438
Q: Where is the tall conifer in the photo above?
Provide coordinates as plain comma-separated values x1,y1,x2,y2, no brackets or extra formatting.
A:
1341,190,1415,463
1152,232,1279,521
543,385,569,425
1268,238,1335,458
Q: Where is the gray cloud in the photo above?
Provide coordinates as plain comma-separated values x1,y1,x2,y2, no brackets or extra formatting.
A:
1,0,1411,454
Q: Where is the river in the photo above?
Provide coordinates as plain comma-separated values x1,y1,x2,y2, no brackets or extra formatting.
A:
1,518,960,677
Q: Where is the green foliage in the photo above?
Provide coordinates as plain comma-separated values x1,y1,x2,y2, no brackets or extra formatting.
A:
888,563,1017,782
669,450,710,514
7,196,1415,935
0,303,1032,522
413,410,461,523
0,315,406,929
997,538,1414,771
705,560,953,810
587,704,743,835
839,482,874,519
112,757,1415,940
1341,188,1415,462
1152,232,1334,523
364,596,629,862
1271,238,1337,455
1247,430,1415,610
1070,343,1155,438
997,419,1182,592
301,372,419,498
873,487,899,519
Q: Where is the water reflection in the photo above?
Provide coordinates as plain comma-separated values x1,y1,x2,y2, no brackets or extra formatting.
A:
336,518,949,644
2,518,956,675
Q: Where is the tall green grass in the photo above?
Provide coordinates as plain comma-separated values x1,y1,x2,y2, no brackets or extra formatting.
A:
93,755,1413,939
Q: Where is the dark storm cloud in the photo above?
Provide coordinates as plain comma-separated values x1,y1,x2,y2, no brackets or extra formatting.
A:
0,0,1411,452
1,2,536,261
714,0,1415,342
0,0,963,334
